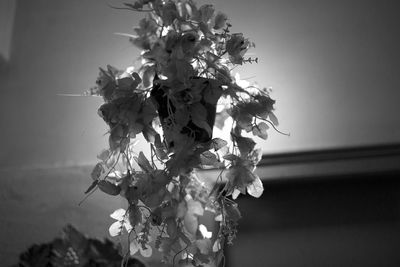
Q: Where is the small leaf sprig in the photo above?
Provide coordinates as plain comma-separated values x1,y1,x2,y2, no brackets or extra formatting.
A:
84,0,285,266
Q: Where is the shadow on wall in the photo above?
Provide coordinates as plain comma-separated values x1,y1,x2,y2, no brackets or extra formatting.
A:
226,172,400,267
0,166,123,266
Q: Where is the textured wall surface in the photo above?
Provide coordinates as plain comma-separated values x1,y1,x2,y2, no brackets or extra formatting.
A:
2,0,400,168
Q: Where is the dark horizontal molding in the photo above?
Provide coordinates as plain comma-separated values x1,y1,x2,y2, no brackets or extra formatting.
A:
200,143,400,181
258,143,400,180
260,142,400,166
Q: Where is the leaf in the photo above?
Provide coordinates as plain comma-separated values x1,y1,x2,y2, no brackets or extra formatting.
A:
154,134,168,160
199,4,215,23
128,205,142,227
142,125,157,143
200,150,218,166
193,252,210,264
252,122,269,140
166,218,178,238
142,65,155,88
135,152,153,173
247,175,264,198
91,163,104,180
184,212,198,235
195,239,212,255
203,80,223,105
97,149,110,162
269,112,279,126
109,221,123,237
231,133,256,156
129,240,139,256
140,244,153,258
178,230,192,246
124,2,144,10
84,180,98,194
98,180,121,196
175,108,190,126
210,138,228,151
190,103,212,137
186,199,204,216
214,12,227,30
224,201,241,222
223,153,239,162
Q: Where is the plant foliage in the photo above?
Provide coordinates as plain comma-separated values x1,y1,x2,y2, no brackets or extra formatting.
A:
84,0,282,266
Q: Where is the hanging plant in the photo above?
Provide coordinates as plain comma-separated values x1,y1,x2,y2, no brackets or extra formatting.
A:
84,0,285,266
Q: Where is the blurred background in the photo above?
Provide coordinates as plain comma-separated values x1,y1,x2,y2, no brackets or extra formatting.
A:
1,0,400,266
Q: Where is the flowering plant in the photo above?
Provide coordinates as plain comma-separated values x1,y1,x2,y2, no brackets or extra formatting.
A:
84,0,282,266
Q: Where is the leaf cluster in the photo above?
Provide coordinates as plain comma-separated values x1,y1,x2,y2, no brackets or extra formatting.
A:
83,0,286,266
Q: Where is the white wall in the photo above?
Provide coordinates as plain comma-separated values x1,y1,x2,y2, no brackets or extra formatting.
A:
1,0,400,168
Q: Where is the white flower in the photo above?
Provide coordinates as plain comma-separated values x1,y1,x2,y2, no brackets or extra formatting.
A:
108,208,132,237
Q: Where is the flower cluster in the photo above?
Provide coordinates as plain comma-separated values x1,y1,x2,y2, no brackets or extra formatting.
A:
85,0,281,266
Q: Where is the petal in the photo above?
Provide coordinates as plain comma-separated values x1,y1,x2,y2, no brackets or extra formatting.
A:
109,221,122,237
184,212,199,235
140,244,153,258
199,224,212,239
247,176,264,198
214,214,222,222
123,219,133,233
110,208,126,220
186,199,204,216
232,189,241,200
129,240,139,256
213,239,221,252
